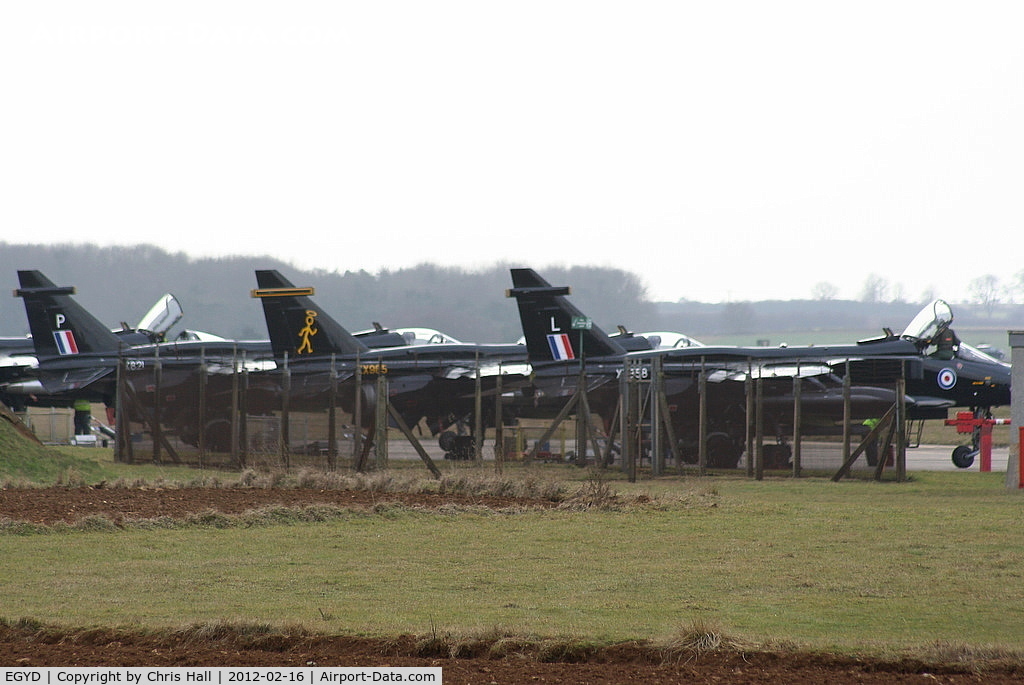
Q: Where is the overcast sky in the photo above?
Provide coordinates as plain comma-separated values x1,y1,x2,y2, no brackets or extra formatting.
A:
3,2,1022,303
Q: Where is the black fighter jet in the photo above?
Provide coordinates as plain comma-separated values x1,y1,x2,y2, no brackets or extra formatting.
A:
645,298,1010,468
13,270,273,386
251,269,531,456
0,281,230,402
507,268,942,469
7,269,531,453
7,269,275,451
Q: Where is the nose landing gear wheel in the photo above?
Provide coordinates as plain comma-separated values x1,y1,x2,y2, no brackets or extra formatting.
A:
951,445,975,469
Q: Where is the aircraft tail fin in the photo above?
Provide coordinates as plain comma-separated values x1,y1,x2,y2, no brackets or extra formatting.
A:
252,270,370,358
15,270,123,359
506,268,626,361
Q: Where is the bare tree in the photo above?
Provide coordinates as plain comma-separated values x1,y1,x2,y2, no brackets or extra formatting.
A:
968,274,1001,316
1009,269,1024,304
811,282,838,301
890,282,906,303
859,273,889,303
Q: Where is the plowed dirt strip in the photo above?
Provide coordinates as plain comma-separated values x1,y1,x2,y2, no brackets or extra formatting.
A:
0,626,1015,683
0,487,558,524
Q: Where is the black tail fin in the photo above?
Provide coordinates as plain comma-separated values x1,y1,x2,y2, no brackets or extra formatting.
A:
15,270,123,359
252,270,370,359
506,268,625,361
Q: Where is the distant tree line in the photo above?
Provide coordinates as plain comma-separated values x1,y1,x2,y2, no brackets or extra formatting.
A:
0,244,654,342
1,243,1021,344
812,271,1024,310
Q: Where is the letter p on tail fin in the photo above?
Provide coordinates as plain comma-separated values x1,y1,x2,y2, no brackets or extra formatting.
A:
15,270,122,359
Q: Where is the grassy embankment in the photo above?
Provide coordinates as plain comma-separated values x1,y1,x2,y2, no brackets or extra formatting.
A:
0,420,106,484
0,429,204,486
1,428,1023,656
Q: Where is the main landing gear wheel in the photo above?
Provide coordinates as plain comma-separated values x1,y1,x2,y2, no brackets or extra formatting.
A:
951,445,975,469
706,433,742,469
439,430,475,460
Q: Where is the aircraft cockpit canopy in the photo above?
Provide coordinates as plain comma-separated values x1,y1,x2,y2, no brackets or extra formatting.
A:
352,327,463,346
175,329,230,342
136,294,184,339
901,299,953,344
640,331,706,349
397,328,463,345
897,299,1008,366
957,341,1011,366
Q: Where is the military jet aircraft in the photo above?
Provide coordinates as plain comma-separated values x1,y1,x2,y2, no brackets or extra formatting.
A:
507,268,925,469
8,269,275,443
644,298,1010,468
251,269,531,457
6,269,529,452
0,285,191,399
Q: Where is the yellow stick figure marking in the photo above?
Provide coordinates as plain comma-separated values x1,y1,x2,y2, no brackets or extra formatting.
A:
297,309,318,354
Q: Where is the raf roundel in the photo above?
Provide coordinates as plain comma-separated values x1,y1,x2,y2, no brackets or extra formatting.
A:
937,367,957,390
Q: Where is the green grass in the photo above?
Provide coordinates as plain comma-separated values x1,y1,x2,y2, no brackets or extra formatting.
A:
3,417,1024,656
0,415,209,484
0,444,230,486
2,471,1023,655
46,445,218,483
0,427,105,484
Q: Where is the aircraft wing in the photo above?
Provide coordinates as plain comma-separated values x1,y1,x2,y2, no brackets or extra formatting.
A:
903,395,956,420
524,372,619,400
443,362,533,379
905,395,956,409
202,358,278,375
36,367,115,394
710,364,836,382
662,361,836,383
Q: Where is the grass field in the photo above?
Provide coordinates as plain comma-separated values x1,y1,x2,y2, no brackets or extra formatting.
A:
2,440,1023,655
